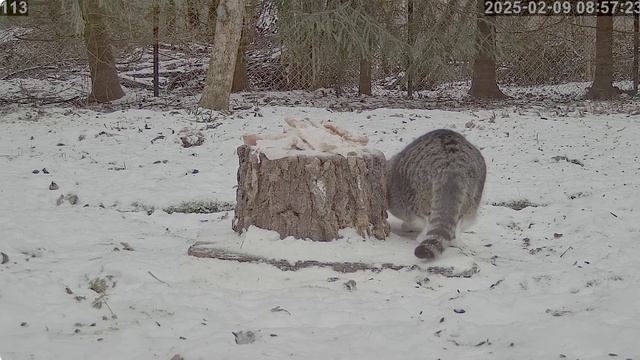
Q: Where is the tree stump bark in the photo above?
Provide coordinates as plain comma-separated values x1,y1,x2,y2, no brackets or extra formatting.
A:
232,145,390,241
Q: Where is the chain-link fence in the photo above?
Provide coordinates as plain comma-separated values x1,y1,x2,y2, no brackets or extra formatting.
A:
494,16,636,98
1,0,638,108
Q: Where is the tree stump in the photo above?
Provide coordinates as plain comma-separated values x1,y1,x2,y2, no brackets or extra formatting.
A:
232,145,390,241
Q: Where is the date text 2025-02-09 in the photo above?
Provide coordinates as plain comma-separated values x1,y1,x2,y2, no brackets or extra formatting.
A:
485,0,640,15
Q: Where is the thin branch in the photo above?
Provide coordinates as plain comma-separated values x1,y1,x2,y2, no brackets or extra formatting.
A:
147,271,170,286
2,65,58,80
188,242,480,277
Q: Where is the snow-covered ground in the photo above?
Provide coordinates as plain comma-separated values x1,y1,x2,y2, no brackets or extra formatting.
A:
1,101,640,360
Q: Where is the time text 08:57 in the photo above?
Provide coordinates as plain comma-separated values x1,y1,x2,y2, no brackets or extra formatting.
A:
484,0,640,15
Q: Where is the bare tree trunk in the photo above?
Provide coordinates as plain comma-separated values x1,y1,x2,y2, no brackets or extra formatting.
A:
233,146,390,241
334,47,347,97
232,27,249,92
81,0,125,103
587,14,619,99
359,57,372,95
469,0,505,99
199,0,245,110
208,0,220,39
348,0,372,95
380,1,395,76
233,1,258,92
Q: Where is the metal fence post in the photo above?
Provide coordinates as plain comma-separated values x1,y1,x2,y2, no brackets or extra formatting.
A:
634,14,639,96
153,0,160,97
407,0,414,99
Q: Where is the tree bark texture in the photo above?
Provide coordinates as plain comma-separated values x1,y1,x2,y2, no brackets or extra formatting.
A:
232,146,390,241
334,48,347,97
81,0,125,103
232,27,249,92
199,0,244,110
587,14,619,99
208,0,220,39
469,0,505,99
356,0,372,96
359,56,372,96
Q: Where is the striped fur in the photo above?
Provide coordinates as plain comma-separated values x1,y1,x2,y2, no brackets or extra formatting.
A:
387,129,486,259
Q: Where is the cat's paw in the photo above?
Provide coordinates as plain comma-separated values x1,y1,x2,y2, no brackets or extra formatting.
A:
414,236,445,259
414,244,435,258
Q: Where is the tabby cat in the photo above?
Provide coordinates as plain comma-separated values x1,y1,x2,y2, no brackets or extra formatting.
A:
387,129,486,259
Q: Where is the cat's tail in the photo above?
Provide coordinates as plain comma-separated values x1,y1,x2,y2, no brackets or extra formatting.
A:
414,172,465,259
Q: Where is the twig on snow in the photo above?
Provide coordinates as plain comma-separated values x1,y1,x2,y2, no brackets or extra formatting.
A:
147,271,170,286
560,246,573,258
